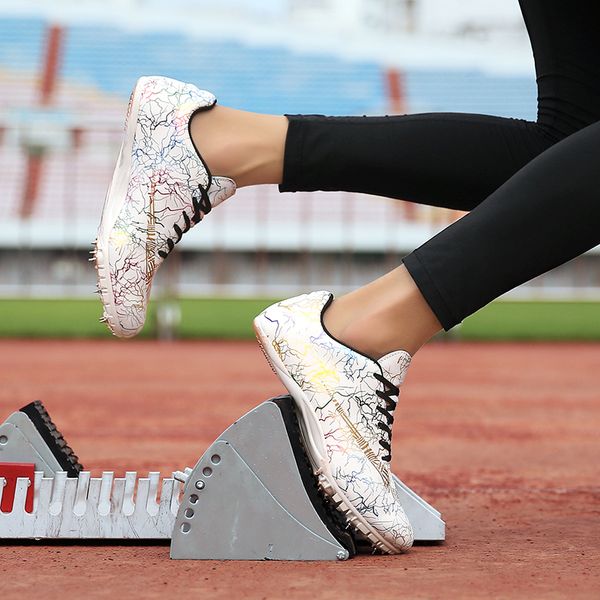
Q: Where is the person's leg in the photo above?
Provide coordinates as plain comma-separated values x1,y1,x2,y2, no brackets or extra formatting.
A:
323,264,441,357
193,1,600,210
325,119,600,359
519,0,600,140
297,0,600,356
278,0,600,209
192,108,553,208
190,105,288,188
402,119,600,332
278,113,552,211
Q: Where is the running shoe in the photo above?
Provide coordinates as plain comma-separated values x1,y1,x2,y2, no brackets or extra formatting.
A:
253,291,414,553
93,76,236,337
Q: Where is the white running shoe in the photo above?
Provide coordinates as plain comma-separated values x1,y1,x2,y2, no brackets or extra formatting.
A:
254,291,414,553
93,76,236,337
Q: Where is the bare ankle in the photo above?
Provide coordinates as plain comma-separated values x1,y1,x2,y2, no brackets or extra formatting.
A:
190,105,287,187
325,306,415,360
322,267,443,359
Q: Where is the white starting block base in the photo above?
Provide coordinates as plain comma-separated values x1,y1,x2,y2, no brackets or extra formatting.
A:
0,471,179,539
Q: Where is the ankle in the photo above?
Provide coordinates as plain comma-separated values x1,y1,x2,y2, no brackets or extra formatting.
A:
189,106,245,182
326,306,413,360
322,266,443,359
190,105,287,187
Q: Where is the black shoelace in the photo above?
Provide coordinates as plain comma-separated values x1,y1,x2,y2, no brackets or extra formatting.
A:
373,372,399,462
158,184,212,259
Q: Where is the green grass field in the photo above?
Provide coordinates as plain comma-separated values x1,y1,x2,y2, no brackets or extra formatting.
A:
0,298,599,340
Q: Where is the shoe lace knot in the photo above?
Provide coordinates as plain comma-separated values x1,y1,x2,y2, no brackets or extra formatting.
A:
373,371,399,462
158,184,212,259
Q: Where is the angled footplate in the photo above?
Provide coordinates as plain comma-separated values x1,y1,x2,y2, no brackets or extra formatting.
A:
171,396,354,561
0,401,83,478
0,397,444,560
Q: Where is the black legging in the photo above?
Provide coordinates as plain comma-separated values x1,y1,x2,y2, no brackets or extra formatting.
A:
279,0,600,330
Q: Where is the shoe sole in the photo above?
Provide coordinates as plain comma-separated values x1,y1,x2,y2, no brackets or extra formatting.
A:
93,77,150,338
253,317,401,554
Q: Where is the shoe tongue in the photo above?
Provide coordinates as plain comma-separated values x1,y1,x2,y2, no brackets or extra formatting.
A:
378,350,412,389
208,176,236,209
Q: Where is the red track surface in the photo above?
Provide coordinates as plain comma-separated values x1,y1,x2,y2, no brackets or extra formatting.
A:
1,340,599,599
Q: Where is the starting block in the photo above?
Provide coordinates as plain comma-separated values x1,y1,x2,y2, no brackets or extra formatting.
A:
0,397,444,560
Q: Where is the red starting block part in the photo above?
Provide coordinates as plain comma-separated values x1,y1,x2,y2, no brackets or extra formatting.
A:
0,463,35,513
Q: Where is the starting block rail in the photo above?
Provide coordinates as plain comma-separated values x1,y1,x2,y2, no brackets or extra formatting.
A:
0,471,179,539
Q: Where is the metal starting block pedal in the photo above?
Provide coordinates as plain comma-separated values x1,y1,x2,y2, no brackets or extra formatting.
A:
0,397,444,560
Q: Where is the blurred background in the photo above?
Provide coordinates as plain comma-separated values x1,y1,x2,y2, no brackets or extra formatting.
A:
0,0,598,340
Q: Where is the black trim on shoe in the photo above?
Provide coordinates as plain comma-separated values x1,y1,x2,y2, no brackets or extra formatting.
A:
187,99,218,191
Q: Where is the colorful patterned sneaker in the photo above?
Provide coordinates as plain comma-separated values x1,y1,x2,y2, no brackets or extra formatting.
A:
253,291,414,554
93,76,236,337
